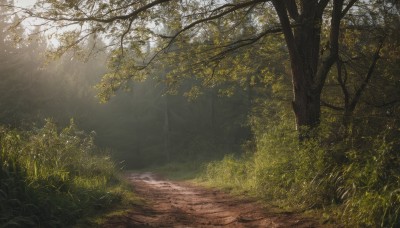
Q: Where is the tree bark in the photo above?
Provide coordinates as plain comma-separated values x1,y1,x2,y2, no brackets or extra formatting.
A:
272,0,344,131
273,0,322,129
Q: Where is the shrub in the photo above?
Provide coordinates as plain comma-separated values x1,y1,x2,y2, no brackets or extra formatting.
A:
339,129,400,227
202,120,400,227
0,119,123,227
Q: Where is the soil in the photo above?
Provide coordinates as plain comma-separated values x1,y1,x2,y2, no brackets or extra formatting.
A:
103,172,323,227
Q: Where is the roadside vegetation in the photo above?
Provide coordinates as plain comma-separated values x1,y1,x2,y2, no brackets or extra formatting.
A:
201,102,400,227
0,119,137,227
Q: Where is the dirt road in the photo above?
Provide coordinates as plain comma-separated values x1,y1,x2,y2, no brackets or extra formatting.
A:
103,172,321,227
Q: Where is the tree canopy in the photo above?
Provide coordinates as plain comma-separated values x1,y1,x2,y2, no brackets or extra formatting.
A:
3,0,399,130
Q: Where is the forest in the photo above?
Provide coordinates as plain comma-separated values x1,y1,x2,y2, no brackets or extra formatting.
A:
0,0,399,227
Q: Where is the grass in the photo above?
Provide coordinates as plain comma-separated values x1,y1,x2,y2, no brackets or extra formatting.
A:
83,177,145,227
0,119,141,227
197,120,400,227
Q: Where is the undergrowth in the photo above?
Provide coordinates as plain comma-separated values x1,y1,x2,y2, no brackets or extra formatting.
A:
0,119,135,227
201,117,400,227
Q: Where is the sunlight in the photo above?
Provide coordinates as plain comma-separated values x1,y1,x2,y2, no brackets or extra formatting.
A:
14,0,35,8
13,0,62,48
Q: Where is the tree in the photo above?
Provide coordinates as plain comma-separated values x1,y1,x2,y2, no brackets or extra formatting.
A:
4,0,386,131
317,0,400,128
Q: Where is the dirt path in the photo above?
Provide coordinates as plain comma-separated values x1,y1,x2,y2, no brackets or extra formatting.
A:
103,172,322,227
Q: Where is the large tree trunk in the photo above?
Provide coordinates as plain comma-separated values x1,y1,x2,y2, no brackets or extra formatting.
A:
273,0,322,129
272,0,344,131
292,75,321,128
291,15,322,128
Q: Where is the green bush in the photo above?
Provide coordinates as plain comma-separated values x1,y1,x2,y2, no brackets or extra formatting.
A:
202,119,400,227
0,119,124,227
339,129,400,227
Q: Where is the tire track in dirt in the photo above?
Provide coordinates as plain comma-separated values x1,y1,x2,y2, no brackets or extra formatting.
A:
103,172,321,227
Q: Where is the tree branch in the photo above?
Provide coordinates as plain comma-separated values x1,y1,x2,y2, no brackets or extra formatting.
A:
341,0,358,18
23,0,172,23
163,0,268,41
284,0,299,21
348,38,385,111
317,0,330,17
314,0,344,92
210,26,283,61
272,0,299,71
336,59,350,108
120,18,135,55
321,100,344,111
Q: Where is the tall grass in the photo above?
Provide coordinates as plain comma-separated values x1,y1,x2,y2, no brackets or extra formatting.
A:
0,119,127,227
202,119,400,227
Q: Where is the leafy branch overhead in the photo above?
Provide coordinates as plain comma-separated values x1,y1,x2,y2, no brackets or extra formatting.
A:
4,0,398,129
4,1,281,92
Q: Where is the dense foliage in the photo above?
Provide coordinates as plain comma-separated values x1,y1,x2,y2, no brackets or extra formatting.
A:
0,119,128,227
203,85,400,227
